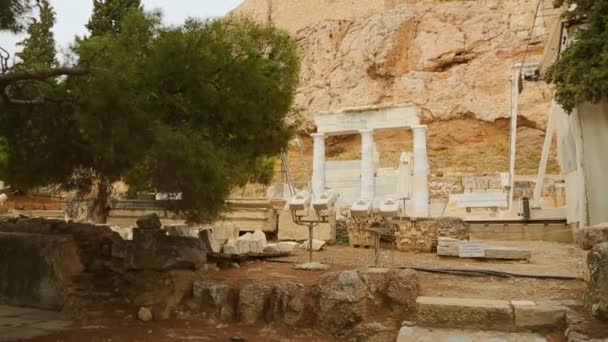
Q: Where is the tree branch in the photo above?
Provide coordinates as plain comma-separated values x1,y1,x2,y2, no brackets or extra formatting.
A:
0,66,89,85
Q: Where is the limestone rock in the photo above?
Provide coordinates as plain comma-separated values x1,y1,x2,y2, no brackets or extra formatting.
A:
232,0,555,177
126,229,207,270
576,223,608,251
416,296,513,331
223,239,239,255
383,269,418,309
586,243,608,321
293,262,331,271
166,225,200,238
277,241,299,253
136,213,162,230
484,246,531,260
313,271,370,334
300,239,326,251
193,280,235,321
236,233,252,254
212,223,240,241
238,282,273,324
512,301,566,330
124,270,197,321
138,307,153,322
250,230,267,253
199,229,222,254
269,281,306,325
263,243,280,253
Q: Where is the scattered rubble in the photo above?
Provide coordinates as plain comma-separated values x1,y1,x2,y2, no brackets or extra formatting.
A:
137,307,153,322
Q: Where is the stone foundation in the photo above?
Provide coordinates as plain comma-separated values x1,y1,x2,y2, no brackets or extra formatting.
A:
189,269,419,336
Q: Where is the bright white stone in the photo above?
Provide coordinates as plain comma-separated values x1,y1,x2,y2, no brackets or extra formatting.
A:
236,233,252,254
223,239,239,255
263,243,280,253
249,230,267,253
276,241,299,253
300,239,326,251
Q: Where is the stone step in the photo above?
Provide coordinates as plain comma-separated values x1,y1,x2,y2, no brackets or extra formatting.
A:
397,326,547,342
484,246,532,260
416,296,514,331
416,297,568,333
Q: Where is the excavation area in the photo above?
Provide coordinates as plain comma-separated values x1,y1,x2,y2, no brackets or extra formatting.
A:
2,223,605,342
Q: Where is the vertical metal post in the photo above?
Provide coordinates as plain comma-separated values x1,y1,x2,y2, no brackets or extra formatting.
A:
308,223,313,263
532,100,556,207
374,233,380,267
508,70,521,210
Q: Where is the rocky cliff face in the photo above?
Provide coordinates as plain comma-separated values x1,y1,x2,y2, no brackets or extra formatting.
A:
233,0,560,179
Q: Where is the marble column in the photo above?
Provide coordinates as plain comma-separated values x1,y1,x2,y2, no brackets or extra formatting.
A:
311,133,326,199
412,125,429,217
359,129,375,202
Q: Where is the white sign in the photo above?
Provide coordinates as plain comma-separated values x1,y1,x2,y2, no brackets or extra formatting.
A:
459,241,485,258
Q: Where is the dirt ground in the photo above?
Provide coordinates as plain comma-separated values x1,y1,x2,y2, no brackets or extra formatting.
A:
16,240,594,342
209,240,586,301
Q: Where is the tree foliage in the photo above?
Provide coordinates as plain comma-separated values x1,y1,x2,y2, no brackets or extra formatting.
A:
1,5,300,223
0,0,29,32
86,0,141,36
0,0,86,192
546,0,608,112
72,13,299,222
15,0,56,70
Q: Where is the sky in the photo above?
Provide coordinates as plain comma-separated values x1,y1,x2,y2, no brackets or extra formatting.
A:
0,0,244,60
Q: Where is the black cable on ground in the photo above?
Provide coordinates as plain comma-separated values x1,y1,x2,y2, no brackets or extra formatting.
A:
264,259,581,281
400,266,581,281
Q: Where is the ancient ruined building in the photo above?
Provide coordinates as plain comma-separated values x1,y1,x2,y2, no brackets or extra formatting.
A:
232,0,559,179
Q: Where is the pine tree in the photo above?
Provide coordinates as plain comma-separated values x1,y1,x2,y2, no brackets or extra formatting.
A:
0,0,30,32
15,0,56,70
85,0,141,36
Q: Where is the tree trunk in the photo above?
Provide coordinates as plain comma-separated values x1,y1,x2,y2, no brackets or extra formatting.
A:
88,177,112,224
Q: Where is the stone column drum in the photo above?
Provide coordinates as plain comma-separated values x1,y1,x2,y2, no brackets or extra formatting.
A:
412,125,429,217
359,129,375,202
311,132,326,199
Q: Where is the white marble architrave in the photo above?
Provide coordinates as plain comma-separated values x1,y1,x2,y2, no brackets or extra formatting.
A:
412,125,429,217
311,133,326,199
359,129,375,201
